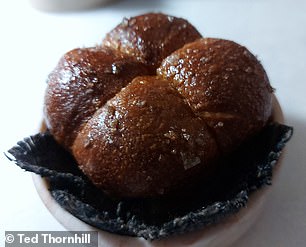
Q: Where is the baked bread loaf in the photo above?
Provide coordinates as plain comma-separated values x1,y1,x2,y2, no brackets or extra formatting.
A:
44,13,273,198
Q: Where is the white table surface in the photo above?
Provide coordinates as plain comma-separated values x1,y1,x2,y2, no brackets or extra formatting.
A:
0,0,305,246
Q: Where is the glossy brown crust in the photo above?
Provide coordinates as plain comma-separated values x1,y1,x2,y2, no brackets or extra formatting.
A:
72,77,218,197
44,47,149,148
158,38,273,152
44,13,273,198
102,13,202,72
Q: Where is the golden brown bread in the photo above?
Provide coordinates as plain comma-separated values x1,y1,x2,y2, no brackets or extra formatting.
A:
158,38,273,152
44,13,273,198
44,47,150,148
102,13,202,72
72,76,219,196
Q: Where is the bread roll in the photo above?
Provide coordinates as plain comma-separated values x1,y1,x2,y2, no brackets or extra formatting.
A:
44,13,273,198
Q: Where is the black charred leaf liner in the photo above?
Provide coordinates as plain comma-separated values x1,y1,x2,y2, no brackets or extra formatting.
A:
6,123,293,240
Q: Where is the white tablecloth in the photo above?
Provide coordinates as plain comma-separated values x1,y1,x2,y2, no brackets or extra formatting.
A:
1,0,305,246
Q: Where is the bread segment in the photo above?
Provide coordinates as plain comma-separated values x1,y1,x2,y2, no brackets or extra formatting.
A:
73,76,219,197
157,38,273,152
44,47,149,148
102,13,201,72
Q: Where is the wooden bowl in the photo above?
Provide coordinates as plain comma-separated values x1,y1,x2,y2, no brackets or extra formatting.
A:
33,95,284,247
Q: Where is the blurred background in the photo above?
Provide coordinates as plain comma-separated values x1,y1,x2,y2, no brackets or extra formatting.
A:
0,0,305,246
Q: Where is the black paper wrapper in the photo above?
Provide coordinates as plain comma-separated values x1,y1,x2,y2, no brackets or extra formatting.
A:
6,123,293,240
